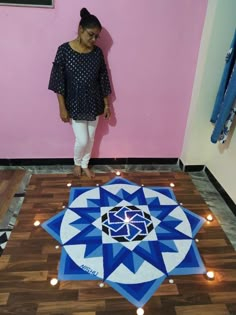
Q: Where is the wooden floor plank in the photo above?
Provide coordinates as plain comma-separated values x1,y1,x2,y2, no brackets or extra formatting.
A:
175,304,230,315
0,293,9,306
0,170,26,222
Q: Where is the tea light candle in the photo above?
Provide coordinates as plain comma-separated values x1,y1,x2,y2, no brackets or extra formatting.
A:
99,282,105,288
34,220,40,227
116,171,121,176
206,271,215,280
170,182,175,187
50,278,58,286
137,308,144,315
67,183,72,187
206,214,213,222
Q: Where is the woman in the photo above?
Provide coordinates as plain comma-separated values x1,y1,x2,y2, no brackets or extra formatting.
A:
48,8,112,178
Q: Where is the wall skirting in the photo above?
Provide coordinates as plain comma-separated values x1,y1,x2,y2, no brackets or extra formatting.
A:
0,158,178,166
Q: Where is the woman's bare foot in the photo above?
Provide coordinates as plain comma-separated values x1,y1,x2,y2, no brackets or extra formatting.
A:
82,167,95,178
73,165,82,176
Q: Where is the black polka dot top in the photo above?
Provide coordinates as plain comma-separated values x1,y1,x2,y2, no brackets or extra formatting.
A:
48,42,112,121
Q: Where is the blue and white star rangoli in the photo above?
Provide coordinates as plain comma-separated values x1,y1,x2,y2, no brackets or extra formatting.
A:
42,177,206,307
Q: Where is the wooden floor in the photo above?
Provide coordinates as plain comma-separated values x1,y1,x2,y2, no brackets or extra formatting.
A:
0,170,26,223
0,171,236,315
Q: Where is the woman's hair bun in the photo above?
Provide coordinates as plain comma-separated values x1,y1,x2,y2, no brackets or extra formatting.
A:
80,8,90,18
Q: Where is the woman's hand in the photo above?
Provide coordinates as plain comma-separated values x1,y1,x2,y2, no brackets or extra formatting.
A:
60,108,70,122
104,106,111,120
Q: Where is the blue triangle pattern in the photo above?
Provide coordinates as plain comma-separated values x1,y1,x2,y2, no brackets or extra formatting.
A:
47,214,64,235
183,209,205,236
68,207,100,222
116,189,131,200
64,225,102,245
87,199,102,207
162,216,183,229
126,188,147,205
99,187,123,207
150,187,176,200
169,243,206,276
122,251,144,274
148,205,178,220
43,211,65,243
146,197,160,205
156,223,191,240
84,227,102,238
103,244,131,280
104,177,139,186
164,215,182,222
59,249,98,280
156,226,171,234
63,250,87,275
106,275,166,307
70,223,89,231
158,240,178,253
134,241,167,274
69,187,93,205
150,210,163,218
112,243,125,258
128,197,140,205
175,243,200,268
159,240,178,252
84,244,103,258
148,198,161,206
109,278,162,302
138,241,152,254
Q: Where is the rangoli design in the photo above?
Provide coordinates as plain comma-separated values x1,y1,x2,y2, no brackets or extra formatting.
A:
42,177,206,307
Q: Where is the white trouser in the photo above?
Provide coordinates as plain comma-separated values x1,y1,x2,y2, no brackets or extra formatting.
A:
72,118,99,168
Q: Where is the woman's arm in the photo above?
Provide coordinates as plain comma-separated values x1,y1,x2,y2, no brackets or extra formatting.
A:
103,96,111,119
57,94,70,122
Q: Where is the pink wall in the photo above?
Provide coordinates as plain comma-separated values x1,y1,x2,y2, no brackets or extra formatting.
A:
0,0,207,159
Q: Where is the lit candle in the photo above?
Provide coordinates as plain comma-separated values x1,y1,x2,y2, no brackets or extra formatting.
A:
206,271,215,280
116,171,121,176
137,308,144,315
206,214,213,222
50,278,58,286
170,182,175,187
169,279,174,284
67,183,72,187
99,282,105,288
34,220,40,227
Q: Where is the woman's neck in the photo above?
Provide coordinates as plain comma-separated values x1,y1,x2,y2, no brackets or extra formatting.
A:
76,37,92,53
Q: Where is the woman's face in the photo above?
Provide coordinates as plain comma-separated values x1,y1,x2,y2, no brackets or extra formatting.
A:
79,26,101,48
